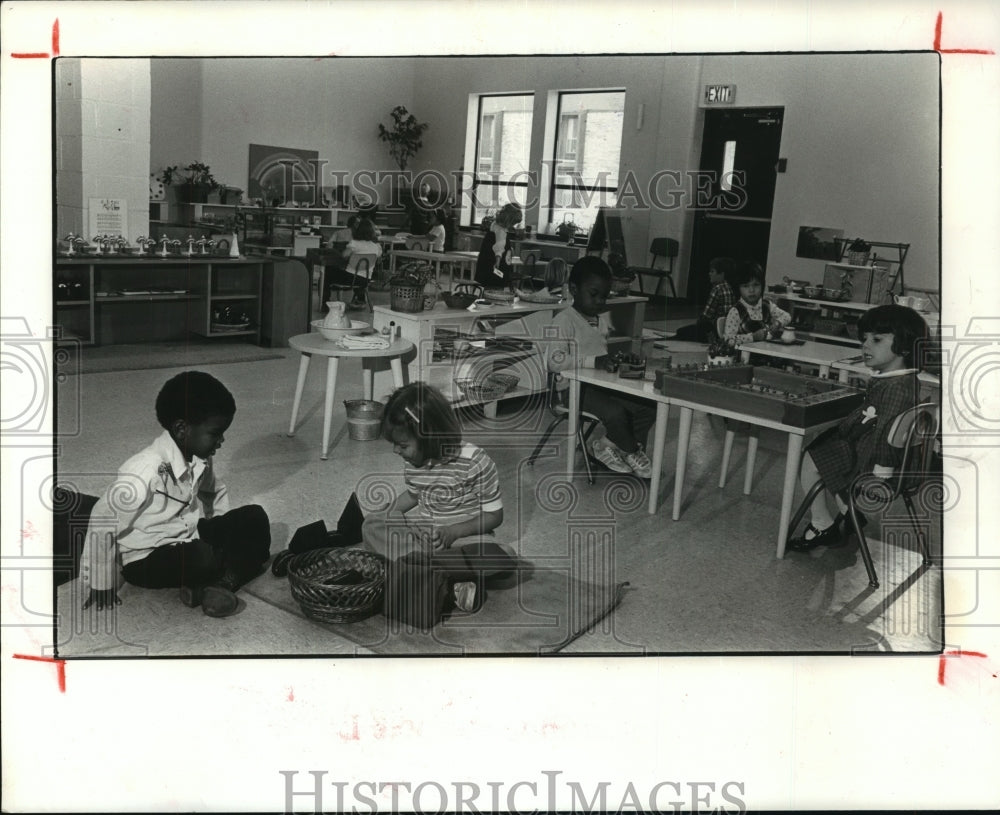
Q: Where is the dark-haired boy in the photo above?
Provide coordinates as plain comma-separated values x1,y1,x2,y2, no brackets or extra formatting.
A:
81,371,270,617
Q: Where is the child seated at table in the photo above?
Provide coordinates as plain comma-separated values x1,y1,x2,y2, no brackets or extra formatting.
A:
723,260,791,344
80,371,271,617
674,256,737,342
332,217,382,306
422,208,447,252
546,256,656,478
787,304,929,551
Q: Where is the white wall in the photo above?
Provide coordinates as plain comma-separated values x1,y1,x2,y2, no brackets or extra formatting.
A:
56,58,151,240
699,52,940,291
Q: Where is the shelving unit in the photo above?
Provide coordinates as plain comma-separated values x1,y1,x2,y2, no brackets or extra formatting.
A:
55,256,265,346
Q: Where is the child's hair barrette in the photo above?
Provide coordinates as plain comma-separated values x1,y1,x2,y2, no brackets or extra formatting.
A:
404,406,421,425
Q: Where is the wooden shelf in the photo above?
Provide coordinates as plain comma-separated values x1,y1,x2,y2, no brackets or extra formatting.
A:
96,294,203,303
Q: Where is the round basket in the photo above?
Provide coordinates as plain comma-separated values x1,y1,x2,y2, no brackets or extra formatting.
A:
287,547,386,624
390,280,424,313
443,292,478,309
483,288,516,305
455,373,520,402
398,262,436,285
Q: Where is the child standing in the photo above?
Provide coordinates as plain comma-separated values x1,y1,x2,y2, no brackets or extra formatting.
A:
362,382,512,611
788,304,930,551
546,256,657,478
722,261,791,344
475,202,522,287
674,257,737,342
80,371,270,617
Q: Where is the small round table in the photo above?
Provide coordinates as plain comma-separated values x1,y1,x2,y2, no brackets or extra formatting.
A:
287,333,413,459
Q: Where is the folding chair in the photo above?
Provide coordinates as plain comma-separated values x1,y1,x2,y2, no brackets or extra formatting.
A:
629,237,679,298
327,253,378,311
786,403,941,588
527,373,602,484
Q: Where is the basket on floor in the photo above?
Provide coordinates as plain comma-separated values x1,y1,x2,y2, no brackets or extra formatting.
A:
287,547,386,623
455,373,520,402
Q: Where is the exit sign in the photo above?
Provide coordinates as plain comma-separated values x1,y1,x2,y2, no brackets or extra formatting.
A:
703,84,736,105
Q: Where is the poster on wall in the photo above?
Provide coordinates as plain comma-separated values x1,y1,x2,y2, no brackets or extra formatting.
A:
796,225,843,261
87,197,128,238
247,144,320,206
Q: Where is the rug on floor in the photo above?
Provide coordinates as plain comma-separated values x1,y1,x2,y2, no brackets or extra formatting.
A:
60,341,285,375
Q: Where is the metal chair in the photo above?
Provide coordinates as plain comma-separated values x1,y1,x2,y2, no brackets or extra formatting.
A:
785,402,941,588
629,237,679,298
327,253,378,311
527,373,602,484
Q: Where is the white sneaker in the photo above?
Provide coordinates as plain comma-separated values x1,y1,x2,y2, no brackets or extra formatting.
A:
453,581,478,612
590,440,632,474
624,447,653,479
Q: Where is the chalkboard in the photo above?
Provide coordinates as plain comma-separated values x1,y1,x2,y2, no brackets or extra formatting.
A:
587,207,628,266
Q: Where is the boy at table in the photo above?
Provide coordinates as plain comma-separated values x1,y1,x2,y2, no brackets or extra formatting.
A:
546,257,656,478
674,256,737,342
723,260,791,344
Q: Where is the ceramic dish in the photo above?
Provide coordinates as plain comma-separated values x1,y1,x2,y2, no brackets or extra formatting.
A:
311,319,371,342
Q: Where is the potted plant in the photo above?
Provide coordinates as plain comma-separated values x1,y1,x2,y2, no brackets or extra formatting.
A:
846,238,871,266
377,105,430,172
555,218,578,243
157,162,222,204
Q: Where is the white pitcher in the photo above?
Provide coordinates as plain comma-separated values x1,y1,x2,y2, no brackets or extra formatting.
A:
894,294,915,308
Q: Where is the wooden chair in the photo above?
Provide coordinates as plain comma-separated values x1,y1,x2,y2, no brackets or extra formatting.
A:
527,373,602,484
327,253,378,311
714,316,760,493
629,237,679,298
518,248,547,290
786,403,941,588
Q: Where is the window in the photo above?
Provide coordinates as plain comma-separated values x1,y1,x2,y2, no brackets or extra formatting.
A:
470,94,533,224
549,90,625,232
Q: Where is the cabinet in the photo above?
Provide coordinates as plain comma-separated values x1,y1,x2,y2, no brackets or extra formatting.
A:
55,257,265,346
171,203,355,251
774,292,941,347
368,296,647,408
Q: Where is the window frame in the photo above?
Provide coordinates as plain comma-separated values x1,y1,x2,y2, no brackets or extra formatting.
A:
470,92,533,223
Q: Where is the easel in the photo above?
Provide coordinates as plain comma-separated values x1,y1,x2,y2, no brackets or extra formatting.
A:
837,238,910,297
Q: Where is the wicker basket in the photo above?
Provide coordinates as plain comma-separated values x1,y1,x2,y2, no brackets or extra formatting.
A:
389,277,424,313
287,547,386,623
847,250,870,266
455,373,520,402
611,276,633,296
398,261,436,284
483,288,516,305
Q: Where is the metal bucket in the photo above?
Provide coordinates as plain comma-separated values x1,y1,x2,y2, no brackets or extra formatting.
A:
344,399,385,441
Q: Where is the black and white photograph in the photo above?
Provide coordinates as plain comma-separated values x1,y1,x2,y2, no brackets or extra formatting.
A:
2,1,998,812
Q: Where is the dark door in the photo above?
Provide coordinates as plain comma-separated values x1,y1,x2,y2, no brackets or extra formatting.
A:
689,107,784,305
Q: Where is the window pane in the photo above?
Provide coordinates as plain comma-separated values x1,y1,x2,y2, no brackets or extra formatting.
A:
476,95,532,182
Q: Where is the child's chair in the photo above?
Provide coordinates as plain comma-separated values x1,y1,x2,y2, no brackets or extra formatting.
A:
628,237,679,298
527,373,601,484
714,316,760,493
785,402,941,588
328,253,378,311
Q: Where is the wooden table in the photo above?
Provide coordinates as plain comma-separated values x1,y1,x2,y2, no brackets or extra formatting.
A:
287,333,412,460
562,362,840,557
739,339,858,378
389,249,477,287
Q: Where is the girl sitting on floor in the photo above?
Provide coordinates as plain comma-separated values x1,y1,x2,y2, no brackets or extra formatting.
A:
361,382,514,611
787,304,930,551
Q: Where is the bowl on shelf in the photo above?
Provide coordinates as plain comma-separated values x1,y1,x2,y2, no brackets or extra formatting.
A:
310,319,370,342
803,285,824,299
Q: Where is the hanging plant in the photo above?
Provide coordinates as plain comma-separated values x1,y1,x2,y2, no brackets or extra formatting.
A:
377,106,430,172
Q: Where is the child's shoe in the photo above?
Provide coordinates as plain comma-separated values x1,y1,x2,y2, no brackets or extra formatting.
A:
786,517,844,552
589,438,631,474
200,584,239,617
452,580,483,613
624,446,653,479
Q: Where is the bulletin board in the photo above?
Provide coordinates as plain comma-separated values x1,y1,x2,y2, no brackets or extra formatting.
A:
588,206,628,265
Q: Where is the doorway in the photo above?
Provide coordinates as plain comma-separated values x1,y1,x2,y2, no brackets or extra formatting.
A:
689,107,784,305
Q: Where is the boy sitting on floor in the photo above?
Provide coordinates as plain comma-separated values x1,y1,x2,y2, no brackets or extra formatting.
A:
80,371,270,618
674,256,737,342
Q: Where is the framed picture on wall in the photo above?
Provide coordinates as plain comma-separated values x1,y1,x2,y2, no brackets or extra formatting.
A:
248,144,320,206
796,225,844,261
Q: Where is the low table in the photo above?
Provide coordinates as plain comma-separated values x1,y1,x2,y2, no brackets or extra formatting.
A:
287,333,413,459
739,338,857,378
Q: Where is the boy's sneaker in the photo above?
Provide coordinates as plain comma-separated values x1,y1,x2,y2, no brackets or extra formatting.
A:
453,581,480,613
179,584,240,617
624,447,653,479
589,440,632,474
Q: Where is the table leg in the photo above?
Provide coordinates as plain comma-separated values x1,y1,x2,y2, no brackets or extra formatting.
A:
321,356,340,461
672,406,693,521
819,363,831,379
362,364,373,401
566,378,580,479
648,402,669,515
777,433,805,558
390,356,405,389
838,369,849,384
740,349,751,364
288,352,311,436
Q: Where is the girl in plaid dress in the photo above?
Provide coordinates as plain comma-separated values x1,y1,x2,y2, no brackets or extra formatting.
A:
788,304,930,551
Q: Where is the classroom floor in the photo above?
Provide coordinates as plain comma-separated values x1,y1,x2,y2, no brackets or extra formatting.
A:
51,295,944,658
